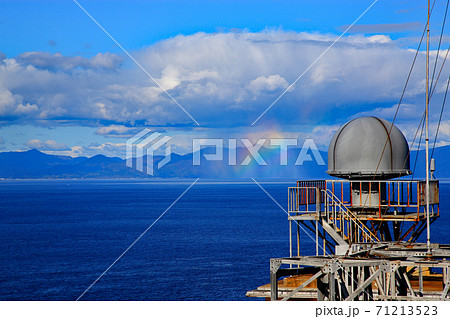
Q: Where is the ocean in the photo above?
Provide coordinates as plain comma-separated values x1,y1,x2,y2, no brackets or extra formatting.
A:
0,180,449,301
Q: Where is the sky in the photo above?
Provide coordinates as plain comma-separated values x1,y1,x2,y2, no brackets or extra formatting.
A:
1,0,450,158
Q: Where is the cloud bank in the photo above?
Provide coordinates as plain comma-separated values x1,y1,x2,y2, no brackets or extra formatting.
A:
2,31,441,124
2,29,450,155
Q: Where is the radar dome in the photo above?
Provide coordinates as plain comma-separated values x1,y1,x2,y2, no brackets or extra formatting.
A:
327,116,411,179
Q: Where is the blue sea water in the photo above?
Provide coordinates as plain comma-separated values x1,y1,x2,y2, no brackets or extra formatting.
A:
0,180,449,301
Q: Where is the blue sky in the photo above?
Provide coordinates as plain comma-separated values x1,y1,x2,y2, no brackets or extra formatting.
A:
0,0,427,57
1,0,450,157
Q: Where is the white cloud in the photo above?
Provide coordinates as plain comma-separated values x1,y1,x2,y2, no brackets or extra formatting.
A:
38,142,126,158
25,139,70,151
355,103,423,120
0,30,446,130
247,75,289,94
0,88,16,113
75,142,126,158
95,125,142,138
16,103,39,115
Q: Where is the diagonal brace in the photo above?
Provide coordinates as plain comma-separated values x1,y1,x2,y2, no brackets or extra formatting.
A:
281,270,324,301
345,268,382,301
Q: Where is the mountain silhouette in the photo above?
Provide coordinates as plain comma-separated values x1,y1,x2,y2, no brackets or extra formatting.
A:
0,146,448,179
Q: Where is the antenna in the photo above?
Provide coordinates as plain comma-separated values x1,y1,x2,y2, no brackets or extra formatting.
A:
426,0,431,254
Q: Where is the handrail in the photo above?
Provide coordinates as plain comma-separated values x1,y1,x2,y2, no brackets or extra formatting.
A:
322,189,380,243
288,186,321,212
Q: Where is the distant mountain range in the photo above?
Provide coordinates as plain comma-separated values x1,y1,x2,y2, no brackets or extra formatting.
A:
0,146,449,179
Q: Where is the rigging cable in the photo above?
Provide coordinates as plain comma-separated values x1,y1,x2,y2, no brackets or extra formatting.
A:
430,0,450,94
357,0,434,219
398,72,450,242
396,110,425,242
411,113,426,181
397,73,450,241
431,74,450,160
360,0,439,239
429,40,450,99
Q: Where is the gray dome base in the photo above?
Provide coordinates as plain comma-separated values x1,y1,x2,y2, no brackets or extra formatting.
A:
325,170,412,180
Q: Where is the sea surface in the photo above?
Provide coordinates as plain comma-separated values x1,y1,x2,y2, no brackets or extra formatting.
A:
0,180,449,301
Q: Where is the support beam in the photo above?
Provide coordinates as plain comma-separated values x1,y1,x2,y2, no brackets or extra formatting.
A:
411,221,427,243
403,271,416,297
374,273,386,298
317,274,327,301
419,266,423,295
369,266,380,297
316,220,319,255
303,221,334,253
329,273,336,301
328,263,338,301
270,272,278,301
322,220,347,245
337,268,349,300
363,266,374,301
316,186,321,256
442,266,450,300
441,282,450,300
270,260,281,301
375,264,388,300
289,220,292,258
344,268,381,301
390,265,398,298
281,270,323,301
398,221,419,242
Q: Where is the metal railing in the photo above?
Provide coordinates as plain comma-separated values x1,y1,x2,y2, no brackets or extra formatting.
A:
289,179,439,220
287,185,379,244
322,188,379,243
288,186,322,214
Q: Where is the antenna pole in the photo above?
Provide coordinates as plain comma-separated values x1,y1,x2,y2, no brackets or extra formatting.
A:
426,0,431,254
